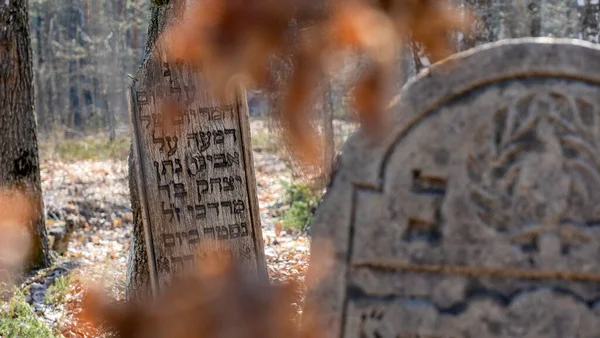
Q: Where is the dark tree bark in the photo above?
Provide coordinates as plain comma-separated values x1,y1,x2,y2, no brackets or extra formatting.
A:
530,0,542,37
321,77,335,186
579,0,600,43
0,0,51,269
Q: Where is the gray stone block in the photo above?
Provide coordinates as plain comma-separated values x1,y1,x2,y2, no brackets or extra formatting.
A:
306,38,600,338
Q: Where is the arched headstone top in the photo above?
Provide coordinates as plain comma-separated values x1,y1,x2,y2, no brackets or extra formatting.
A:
308,38,600,338
336,37,600,188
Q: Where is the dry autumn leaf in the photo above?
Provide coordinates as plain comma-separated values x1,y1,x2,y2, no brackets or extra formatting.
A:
78,242,325,338
162,0,473,172
0,187,36,284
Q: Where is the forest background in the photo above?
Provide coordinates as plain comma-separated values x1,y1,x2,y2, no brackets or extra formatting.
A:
2,0,599,336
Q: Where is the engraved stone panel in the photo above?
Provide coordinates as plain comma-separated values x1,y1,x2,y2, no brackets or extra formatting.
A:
128,43,267,292
306,38,600,338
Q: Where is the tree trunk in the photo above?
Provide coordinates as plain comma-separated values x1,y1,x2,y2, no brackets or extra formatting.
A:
500,1,537,38
530,0,542,37
0,0,51,269
321,78,335,186
579,0,600,43
461,0,495,50
126,0,185,300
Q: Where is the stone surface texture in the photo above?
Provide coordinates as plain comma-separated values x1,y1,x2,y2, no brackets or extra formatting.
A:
306,38,600,338
128,32,267,292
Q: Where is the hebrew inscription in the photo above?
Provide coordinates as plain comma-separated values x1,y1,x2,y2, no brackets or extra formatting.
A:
129,47,267,291
306,40,600,338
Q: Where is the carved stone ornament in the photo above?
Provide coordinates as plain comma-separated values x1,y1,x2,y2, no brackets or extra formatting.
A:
305,38,600,338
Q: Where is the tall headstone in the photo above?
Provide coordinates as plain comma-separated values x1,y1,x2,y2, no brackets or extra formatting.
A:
128,39,267,293
306,38,600,338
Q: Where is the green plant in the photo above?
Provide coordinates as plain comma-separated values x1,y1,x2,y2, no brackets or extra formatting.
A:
250,129,278,153
280,181,321,232
45,275,73,305
0,289,59,338
39,135,130,162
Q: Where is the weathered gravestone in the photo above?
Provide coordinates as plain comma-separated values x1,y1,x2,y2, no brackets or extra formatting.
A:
306,38,600,338
128,39,268,293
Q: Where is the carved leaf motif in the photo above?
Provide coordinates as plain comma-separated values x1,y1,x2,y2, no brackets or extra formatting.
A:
468,92,600,256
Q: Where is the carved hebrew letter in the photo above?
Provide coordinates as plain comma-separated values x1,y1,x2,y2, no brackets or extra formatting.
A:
208,203,220,216
165,136,178,157
210,178,222,193
197,205,206,219
187,204,206,219
162,61,171,77
227,152,240,166
136,91,149,105
241,223,249,237
153,114,163,129
163,62,181,93
163,234,175,248
182,254,195,267
241,245,252,260
173,205,181,223
198,131,211,152
225,128,237,143
221,201,232,214
214,154,227,168
174,183,187,198
174,159,183,175
158,183,171,200
222,105,234,119
184,85,196,104
233,200,245,214
403,169,448,243
187,155,206,176
153,131,165,152
141,115,151,129
197,180,208,201
214,130,225,144
199,107,210,120
211,107,222,120
181,110,191,124
204,227,215,239
161,160,173,176
217,226,229,240
154,161,162,182
157,256,170,274
162,202,174,222
173,110,184,125
222,177,234,191
187,132,198,148
171,256,184,272
229,224,240,238
188,229,200,244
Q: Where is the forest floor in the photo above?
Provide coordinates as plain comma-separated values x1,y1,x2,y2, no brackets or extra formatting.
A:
3,119,357,337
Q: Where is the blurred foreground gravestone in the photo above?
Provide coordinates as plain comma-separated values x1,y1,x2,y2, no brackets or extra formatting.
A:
306,38,600,338
128,38,268,293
